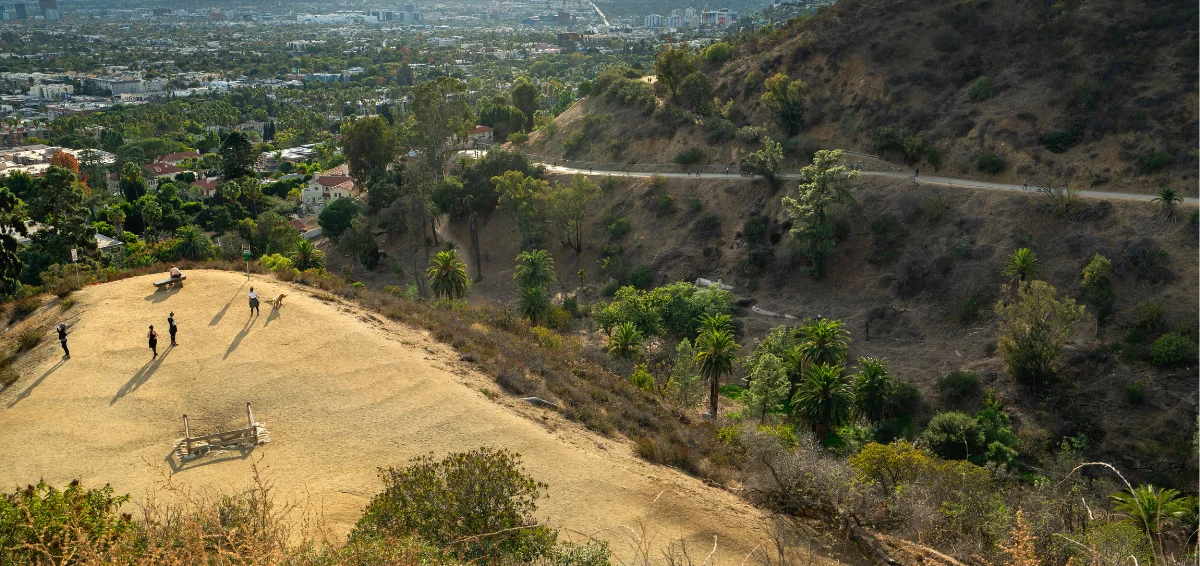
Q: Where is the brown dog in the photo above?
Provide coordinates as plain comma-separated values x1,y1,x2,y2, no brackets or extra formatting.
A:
268,294,286,308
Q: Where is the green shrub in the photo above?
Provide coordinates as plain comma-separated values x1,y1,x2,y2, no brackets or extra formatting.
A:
1149,333,1198,366
674,148,705,166
649,174,668,190
594,281,733,338
653,192,674,212
743,216,768,244
1137,152,1172,174
0,480,138,565
954,293,984,324
652,104,691,127
625,266,652,289
1123,380,1146,404
600,277,620,296
630,364,655,392
702,42,730,64
975,152,1007,174
694,213,721,237
937,370,980,403
1039,123,1084,153
735,126,763,144
686,198,703,212
607,218,631,240
506,132,529,145
16,328,41,353
352,448,556,563
922,411,983,460
966,76,993,101
8,295,40,323
704,116,736,143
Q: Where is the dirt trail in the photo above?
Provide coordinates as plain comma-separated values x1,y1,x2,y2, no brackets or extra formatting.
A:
0,271,783,563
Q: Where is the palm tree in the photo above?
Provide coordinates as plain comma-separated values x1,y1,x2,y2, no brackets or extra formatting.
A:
106,206,126,238
608,321,644,359
1151,187,1183,219
242,178,264,216
789,318,850,393
517,285,551,325
1003,248,1039,285
290,240,326,271
427,250,470,300
173,224,212,261
697,313,732,336
792,363,853,440
852,357,893,422
695,328,739,418
218,180,243,203
513,249,557,289
1111,484,1192,559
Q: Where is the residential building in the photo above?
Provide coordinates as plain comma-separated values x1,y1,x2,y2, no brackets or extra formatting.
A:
302,171,356,205
144,162,184,186
644,13,664,27
29,83,73,100
156,151,200,165
191,177,219,198
13,3,26,19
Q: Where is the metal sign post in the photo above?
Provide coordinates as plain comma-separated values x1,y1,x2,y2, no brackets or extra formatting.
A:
241,244,251,278
70,248,80,288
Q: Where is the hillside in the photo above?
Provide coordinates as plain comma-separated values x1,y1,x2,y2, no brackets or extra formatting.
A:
0,271,790,565
443,171,1199,489
524,0,1198,195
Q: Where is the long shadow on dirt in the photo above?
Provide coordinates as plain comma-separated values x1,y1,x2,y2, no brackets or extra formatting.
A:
7,359,66,408
210,282,248,327
111,346,172,405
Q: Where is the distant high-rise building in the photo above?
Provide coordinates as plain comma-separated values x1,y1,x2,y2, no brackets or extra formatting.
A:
643,13,662,26
38,0,57,19
13,3,26,19
0,6,8,20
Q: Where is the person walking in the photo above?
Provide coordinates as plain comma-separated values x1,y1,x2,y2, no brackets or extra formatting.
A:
913,167,920,179
1023,178,1028,190
148,325,159,358
168,312,178,346
248,287,260,316
56,323,69,359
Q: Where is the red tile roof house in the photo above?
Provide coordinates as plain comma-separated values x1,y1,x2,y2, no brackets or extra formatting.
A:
155,151,201,165
302,173,356,205
464,125,494,148
191,177,220,198
144,162,185,187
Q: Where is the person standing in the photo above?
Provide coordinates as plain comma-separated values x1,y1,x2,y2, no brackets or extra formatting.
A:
248,287,260,316
914,167,920,179
148,325,159,358
168,312,178,346
56,323,69,359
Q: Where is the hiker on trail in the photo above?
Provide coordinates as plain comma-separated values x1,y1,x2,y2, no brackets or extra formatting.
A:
148,325,159,358
56,323,69,359
248,287,260,316
914,167,919,179
168,312,178,346
1023,179,1028,190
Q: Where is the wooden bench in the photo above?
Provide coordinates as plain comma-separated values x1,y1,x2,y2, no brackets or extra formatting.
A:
153,275,186,289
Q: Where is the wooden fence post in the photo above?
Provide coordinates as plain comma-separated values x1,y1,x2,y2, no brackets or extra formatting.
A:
246,402,257,443
183,414,191,456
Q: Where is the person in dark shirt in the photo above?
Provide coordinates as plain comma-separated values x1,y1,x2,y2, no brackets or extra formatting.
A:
168,312,178,346
148,325,159,358
56,323,69,359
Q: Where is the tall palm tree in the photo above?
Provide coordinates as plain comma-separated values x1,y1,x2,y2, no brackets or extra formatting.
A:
608,321,644,359
106,206,125,238
513,249,556,289
851,357,893,422
427,250,470,300
695,328,739,418
173,224,212,261
1151,187,1183,219
290,240,326,271
792,363,853,440
697,313,732,336
789,318,850,397
1003,247,1039,285
517,284,551,325
1111,484,1192,559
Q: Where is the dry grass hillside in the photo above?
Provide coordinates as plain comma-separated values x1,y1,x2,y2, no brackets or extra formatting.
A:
445,171,1199,487
524,0,1198,195
0,270,802,565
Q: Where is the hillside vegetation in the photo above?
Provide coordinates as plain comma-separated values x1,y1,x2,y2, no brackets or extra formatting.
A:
524,0,1198,194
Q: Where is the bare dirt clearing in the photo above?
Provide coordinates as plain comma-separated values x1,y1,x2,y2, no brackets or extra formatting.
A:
0,270,778,563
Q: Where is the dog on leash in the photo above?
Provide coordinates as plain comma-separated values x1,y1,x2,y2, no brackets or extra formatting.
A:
268,294,287,308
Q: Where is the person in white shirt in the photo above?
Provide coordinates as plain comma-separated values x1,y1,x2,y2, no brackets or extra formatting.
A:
248,287,260,316
169,265,182,279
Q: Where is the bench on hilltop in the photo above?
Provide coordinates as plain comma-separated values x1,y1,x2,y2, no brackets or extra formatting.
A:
153,275,186,289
